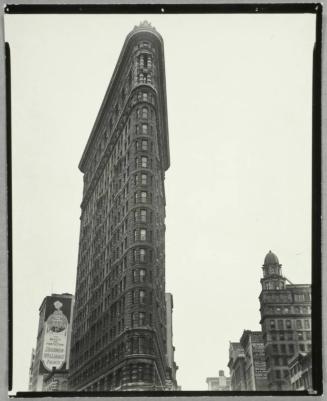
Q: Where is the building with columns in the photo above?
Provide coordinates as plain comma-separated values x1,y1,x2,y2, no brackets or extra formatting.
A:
259,251,312,390
69,21,176,391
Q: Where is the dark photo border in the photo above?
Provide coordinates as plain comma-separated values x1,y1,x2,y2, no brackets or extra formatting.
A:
4,2,323,398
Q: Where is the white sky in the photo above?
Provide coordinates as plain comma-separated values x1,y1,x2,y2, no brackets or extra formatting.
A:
5,13,315,393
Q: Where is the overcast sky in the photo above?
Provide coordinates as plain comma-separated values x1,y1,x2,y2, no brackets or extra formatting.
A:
5,13,315,393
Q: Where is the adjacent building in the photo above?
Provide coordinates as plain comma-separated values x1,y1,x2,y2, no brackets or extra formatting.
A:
30,293,74,391
228,342,247,390
239,330,268,390
165,293,178,390
206,370,231,391
43,369,69,392
69,21,176,391
288,352,313,391
28,349,35,391
259,251,312,390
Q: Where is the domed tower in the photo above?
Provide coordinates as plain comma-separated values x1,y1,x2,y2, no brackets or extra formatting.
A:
261,251,286,291
259,251,312,391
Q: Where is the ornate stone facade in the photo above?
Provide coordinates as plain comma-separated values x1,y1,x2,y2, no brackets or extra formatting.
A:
259,251,311,390
69,22,174,391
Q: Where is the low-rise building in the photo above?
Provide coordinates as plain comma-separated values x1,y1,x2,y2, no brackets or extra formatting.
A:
206,370,231,390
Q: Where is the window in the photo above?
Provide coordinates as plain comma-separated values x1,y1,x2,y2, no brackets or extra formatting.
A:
139,312,145,326
286,320,292,329
279,333,285,341
289,344,294,353
275,370,281,379
296,320,302,329
141,174,147,185
141,157,148,168
140,248,146,262
134,230,138,242
278,320,284,329
142,107,148,119
272,344,278,353
299,344,305,352
134,174,139,186
142,124,148,134
270,320,276,329
306,331,311,340
139,290,146,304
134,192,138,204
297,331,303,340
132,270,137,283
140,229,146,241
304,320,310,329
141,192,147,203
280,344,286,354
132,312,138,327
141,140,148,150
142,92,148,101
133,249,138,263
134,210,138,222
140,209,147,222
140,269,146,282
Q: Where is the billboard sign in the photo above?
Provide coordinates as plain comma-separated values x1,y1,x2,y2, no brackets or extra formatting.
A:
41,298,71,372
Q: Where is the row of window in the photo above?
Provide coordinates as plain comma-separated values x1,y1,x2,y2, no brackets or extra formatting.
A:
135,123,153,135
265,305,311,315
269,319,311,330
132,288,152,305
135,106,155,120
135,138,150,151
271,342,311,354
77,361,156,390
131,311,152,327
134,191,152,204
134,228,152,242
135,156,151,169
137,53,153,69
269,330,311,342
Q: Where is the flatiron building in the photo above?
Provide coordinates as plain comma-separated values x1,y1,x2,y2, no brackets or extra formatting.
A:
69,21,174,391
